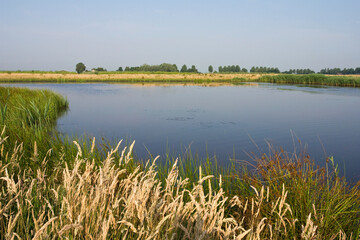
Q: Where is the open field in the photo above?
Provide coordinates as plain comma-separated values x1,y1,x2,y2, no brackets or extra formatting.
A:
0,72,261,83
1,86,360,239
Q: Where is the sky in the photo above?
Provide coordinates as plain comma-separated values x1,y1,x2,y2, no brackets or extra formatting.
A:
1,0,360,72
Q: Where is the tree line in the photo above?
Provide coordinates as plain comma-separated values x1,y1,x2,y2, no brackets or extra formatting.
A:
217,65,248,73
283,67,360,75
120,63,179,72
250,66,280,73
282,69,315,74
119,63,199,73
76,62,360,75
319,67,360,75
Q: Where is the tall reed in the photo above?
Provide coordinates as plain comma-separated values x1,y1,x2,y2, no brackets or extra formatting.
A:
1,129,359,239
256,74,360,87
1,86,359,239
0,86,68,172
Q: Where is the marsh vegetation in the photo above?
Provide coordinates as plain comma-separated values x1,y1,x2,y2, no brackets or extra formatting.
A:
1,72,360,87
256,74,360,87
0,86,359,239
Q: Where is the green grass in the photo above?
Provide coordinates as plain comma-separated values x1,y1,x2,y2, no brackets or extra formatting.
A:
0,86,359,239
0,86,68,143
255,74,360,87
0,87,70,172
0,86,139,175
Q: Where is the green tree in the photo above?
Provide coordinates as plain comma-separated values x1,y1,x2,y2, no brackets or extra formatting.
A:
189,65,198,73
172,64,179,72
76,62,86,74
93,67,107,72
117,67,123,72
208,65,213,73
180,64,188,73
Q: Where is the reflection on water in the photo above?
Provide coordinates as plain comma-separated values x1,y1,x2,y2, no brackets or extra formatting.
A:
2,83,360,180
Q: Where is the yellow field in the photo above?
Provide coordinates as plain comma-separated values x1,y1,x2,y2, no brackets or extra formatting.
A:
0,72,263,82
2,72,359,87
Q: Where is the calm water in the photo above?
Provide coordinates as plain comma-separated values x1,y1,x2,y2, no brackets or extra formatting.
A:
3,83,360,180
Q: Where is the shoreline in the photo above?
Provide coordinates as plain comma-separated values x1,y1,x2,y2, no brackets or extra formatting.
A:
0,72,360,87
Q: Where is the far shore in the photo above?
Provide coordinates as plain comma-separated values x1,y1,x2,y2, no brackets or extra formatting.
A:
0,72,360,87
0,72,261,82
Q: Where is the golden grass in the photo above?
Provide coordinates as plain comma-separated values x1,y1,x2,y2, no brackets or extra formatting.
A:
1,128,355,239
0,72,262,82
1,73,360,87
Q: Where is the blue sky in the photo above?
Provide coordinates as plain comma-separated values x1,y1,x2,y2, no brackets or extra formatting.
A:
1,0,359,72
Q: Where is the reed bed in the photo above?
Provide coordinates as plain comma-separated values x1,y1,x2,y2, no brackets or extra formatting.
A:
256,74,360,87
2,72,360,87
1,86,359,239
0,86,68,172
1,131,359,239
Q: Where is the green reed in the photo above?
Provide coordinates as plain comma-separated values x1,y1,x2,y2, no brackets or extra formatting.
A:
0,86,359,239
256,74,360,87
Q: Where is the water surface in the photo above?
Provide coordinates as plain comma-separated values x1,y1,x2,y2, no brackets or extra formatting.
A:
3,83,360,180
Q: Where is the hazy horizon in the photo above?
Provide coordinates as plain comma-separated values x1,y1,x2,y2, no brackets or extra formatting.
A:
1,0,359,72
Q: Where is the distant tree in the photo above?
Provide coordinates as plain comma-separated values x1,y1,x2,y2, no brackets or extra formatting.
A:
158,63,178,72
249,66,280,73
189,65,198,73
93,67,107,72
208,65,213,73
217,65,245,73
318,67,358,75
120,63,179,72
117,67,123,72
76,62,86,74
172,64,179,72
125,66,130,71
284,68,315,74
180,64,188,73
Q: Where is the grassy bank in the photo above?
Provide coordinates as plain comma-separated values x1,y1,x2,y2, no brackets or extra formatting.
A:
0,72,259,84
1,72,360,87
255,74,360,87
0,86,69,171
1,87,360,239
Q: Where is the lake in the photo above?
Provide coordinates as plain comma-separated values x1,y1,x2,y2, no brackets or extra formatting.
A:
3,83,360,180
